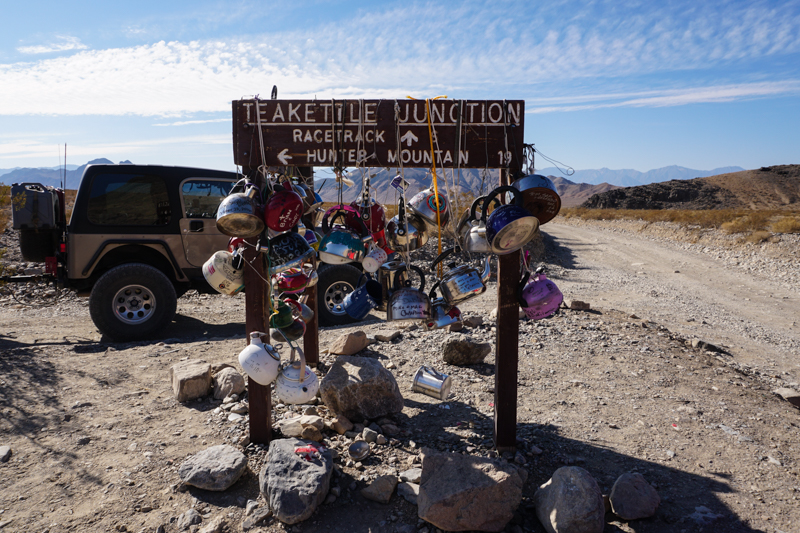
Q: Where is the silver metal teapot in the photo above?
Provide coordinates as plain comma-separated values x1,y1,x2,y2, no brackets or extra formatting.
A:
430,248,487,306
216,179,264,238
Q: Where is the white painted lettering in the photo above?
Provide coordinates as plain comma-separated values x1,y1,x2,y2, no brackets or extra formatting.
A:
313,130,323,143
375,130,385,143
430,102,445,123
387,150,397,163
289,103,301,122
305,103,316,122
449,102,460,123
507,103,520,125
306,150,316,163
357,149,367,162
344,130,353,143
365,103,377,122
348,149,356,162
459,151,469,165
243,102,253,122
272,104,285,122
325,130,333,143
303,130,313,142
320,103,331,122
365,130,373,143
413,103,427,123
293,129,303,142
466,103,478,123
442,151,453,165
488,103,503,123
480,103,485,123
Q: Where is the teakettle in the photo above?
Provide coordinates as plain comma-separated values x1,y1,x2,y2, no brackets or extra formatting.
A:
376,260,424,311
261,232,316,275
216,180,264,238
407,187,449,227
482,185,539,255
460,196,493,254
385,197,429,251
350,197,387,233
275,346,319,405
425,282,462,330
318,208,373,265
430,248,487,305
386,265,431,322
238,332,282,386
274,264,317,294
264,182,303,233
518,267,563,320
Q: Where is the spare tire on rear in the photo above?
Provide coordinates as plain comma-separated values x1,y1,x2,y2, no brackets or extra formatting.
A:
19,229,58,263
316,263,363,327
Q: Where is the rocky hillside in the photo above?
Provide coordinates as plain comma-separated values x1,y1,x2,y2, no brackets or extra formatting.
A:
581,164,800,210
550,176,620,207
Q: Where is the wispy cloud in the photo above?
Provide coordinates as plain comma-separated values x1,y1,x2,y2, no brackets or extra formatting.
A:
17,35,88,55
527,81,800,113
1,1,799,116
153,118,230,126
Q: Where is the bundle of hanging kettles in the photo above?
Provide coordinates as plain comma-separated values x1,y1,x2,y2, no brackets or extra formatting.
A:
201,140,565,403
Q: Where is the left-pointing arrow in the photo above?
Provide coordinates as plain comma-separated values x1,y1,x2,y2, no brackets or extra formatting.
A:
278,148,293,165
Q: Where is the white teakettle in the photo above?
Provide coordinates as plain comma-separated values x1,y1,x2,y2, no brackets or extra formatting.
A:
275,346,319,405
238,332,281,386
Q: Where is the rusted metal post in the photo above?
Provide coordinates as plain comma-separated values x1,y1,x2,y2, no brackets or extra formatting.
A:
494,168,519,453
243,167,271,445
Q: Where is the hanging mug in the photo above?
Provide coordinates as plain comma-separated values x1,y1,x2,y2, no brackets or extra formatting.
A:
362,244,389,273
343,274,383,320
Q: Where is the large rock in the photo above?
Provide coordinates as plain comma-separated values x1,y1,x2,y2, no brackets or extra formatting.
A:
329,331,369,355
170,360,211,402
441,338,492,366
320,356,404,422
533,466,604,533
774,387,800,407
418,448,525,532
260,438,333,524
179,445,248,491
609,472,660,520
213,367,246,400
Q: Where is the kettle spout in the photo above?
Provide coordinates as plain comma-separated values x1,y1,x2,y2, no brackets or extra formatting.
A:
481,256,492,283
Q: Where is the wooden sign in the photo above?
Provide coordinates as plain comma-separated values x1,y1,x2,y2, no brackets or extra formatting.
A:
232,99,524,169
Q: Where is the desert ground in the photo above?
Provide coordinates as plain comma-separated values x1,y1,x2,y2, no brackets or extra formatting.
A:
1,217,799,533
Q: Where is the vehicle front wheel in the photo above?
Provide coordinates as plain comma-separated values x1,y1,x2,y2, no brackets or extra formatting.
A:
89,263,177,342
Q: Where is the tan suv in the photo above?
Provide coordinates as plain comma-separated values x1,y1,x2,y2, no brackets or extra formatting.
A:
14,164,238,341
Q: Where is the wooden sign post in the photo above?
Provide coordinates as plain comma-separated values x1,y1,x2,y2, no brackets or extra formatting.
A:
234,98,524,450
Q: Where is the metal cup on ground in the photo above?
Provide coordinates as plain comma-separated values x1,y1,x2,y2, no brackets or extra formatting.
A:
412,365,452,400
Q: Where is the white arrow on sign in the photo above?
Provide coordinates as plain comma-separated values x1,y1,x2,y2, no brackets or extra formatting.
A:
278,148,293,165
400,131,418,147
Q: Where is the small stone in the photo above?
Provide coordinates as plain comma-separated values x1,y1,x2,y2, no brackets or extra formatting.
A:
329,331,369,355
397,482,419,505
399,467,422,483
376,434,388,445
241,507,272,531
609,472,660,520
363,427,379,443
300,426,323,442
170,360,212,402
76,436,91,446
331,415,354,435
462,316,483,328
773,388,800,407
568,300,591,310
198,517,226,533
228,413,244,422
230,403,248,415
448,322,464,332
375,330,402,342
303,406,319,416
361,475,398,504
178,445,248,491
177,509,202,530
213,367,246,400
0,446,11,463
441,338,492,366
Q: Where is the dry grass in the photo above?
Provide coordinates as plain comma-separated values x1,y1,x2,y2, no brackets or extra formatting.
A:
559,207,800,237
0,185,10,233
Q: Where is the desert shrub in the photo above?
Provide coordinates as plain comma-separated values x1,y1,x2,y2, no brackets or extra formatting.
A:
0,185,9,233
744,231,773,244
771,216,800,234
720,212,772,234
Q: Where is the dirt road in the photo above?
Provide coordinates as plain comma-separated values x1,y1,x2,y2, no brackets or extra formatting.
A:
542,220,800,379
2,220,800,533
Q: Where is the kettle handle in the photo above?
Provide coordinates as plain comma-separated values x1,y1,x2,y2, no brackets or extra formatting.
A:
428,280,441,299
431,247,456,270
518,270,532,307
392,264,426,293
481,185,520,223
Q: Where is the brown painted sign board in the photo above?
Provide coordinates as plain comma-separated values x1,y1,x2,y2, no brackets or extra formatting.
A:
232,99,524,169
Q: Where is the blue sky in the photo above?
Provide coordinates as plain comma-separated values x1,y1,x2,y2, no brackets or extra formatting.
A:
1,0,799,173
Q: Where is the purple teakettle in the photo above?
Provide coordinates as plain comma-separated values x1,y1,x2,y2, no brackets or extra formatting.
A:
518,267,563,320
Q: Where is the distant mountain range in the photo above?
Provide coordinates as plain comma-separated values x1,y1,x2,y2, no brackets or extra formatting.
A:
1,160,747,207
0,159,128,189
538,165,744,187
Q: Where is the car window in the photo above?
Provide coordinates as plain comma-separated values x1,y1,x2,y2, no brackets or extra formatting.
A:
182,179,234,218
87,173,171,226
